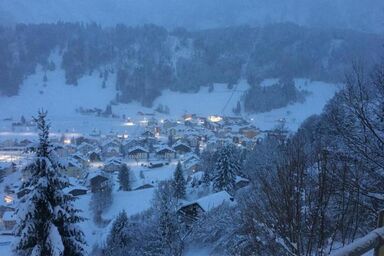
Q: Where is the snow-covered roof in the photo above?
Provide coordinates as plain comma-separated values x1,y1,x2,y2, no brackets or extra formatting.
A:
101,140,120,148
128,146,149,154
156,146,175,153
173,141,190,148
88,169,108,181
71,153,87,161
181,191,234,212
63,184,88,194
2,211,15,221
190,171,204,180
104,157,123,164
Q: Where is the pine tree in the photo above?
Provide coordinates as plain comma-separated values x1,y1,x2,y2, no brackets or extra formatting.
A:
104,211,131,256
213,145,240,193
13,111,85,256
154,181,183,256
172,162,186,199
118,164,130,191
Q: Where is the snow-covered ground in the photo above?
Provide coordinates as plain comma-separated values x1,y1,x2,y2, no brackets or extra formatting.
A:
0,57,339,139
249,79,341,131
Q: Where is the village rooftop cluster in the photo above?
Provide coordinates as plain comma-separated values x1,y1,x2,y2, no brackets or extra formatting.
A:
0,112,287,234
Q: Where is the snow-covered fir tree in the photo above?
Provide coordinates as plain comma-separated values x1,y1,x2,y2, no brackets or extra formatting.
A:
13,111,86,256
90,180,113,226
213,145,240,193
153,180,183,256
172,161,186,199
104,211,131,256
118,164,130,191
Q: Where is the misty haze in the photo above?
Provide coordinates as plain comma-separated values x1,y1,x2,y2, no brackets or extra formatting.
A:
0,1,383,256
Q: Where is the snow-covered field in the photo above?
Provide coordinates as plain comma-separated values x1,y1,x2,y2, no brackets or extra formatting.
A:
249,79,341,131
0,58,340,139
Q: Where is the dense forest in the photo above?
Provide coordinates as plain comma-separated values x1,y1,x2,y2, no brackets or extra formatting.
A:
0,22,382,109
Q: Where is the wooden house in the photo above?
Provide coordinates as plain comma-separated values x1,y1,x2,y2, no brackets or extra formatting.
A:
89,172,109,193
88,151,102,162
173,142,192,155
2,210,16,230
156,147,176,160
122,139,143,155
177,191,234,224
64,185,88,197
103,158,124,173
127,146,149,160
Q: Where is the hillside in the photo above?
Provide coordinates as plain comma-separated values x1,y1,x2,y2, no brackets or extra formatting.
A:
1,0,383,33
0,53,339,135
0,23,381,108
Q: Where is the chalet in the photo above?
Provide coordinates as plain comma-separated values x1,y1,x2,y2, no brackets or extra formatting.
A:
103,158,124,173
127,146,149,160
156,147,176,160
178,191,235,224
188,171,204,187
183,156,200,175
122,139,144,155
88,151,102,162
183,135,200,147
72,153,88,166
2,210,16,230
173,142,192,155
64,185,88,196
103,146,121,158
64,159,84,178
89,172,109,193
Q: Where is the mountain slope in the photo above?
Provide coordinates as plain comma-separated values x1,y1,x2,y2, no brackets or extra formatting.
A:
0,0,383,33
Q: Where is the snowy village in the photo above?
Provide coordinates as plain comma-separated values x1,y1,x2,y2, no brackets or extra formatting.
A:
1,1,384,256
